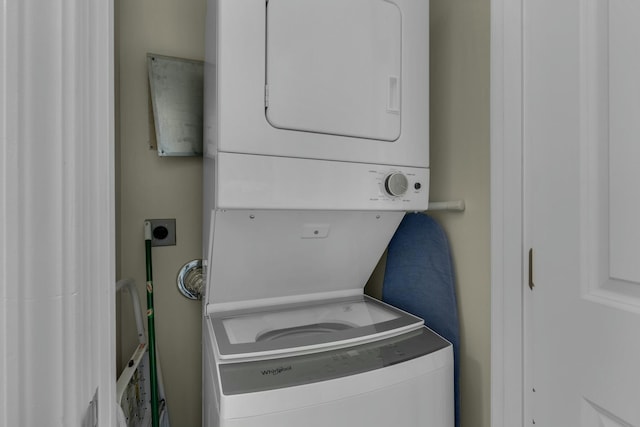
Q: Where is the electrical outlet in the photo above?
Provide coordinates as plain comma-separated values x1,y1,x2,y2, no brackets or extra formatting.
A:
147,218,176,247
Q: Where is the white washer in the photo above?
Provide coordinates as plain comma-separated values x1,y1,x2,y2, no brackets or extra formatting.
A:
202,210,454,427
203,296,453,427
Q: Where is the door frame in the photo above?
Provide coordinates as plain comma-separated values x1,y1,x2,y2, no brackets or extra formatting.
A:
0,0,115,424
490,0,525,426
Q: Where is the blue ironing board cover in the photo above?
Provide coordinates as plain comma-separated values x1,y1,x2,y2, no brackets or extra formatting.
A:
382,213,460,427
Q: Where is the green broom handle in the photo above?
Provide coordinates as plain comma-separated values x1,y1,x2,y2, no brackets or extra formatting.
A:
144,221,160,427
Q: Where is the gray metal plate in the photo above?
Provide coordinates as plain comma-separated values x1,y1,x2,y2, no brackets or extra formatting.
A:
147,54,203,156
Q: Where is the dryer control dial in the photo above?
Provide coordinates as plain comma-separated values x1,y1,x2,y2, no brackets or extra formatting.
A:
384,172,409,197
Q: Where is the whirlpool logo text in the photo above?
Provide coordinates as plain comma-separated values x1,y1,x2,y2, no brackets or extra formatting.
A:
261,365,293,376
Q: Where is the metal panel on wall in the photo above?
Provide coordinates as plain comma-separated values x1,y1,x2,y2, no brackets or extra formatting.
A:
148,53,204,156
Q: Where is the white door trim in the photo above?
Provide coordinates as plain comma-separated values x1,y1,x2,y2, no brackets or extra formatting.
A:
0,0,115,425
490,0,525,426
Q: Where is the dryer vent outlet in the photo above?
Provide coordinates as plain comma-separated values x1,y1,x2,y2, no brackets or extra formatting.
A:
147,218,176,247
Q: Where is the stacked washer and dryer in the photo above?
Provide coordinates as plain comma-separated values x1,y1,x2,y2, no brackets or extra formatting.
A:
202,0,454,426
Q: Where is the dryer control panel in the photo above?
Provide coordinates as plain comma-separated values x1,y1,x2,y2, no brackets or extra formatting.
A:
369,169,425,203
216,152,430,211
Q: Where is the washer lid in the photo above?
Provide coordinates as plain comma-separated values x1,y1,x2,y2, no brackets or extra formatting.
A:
210,295,424,360
204,210,405,310
265,0,402,141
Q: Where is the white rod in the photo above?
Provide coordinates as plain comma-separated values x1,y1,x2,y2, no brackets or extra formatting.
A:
115,279,169,404
116,278,146,344
427,200,466,212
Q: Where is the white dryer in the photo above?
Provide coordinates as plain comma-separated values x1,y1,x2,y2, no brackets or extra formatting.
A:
202,0,453,426
204,0,430,166
203,0,431,216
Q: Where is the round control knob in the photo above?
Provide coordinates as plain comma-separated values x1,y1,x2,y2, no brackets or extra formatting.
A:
384,172,409,197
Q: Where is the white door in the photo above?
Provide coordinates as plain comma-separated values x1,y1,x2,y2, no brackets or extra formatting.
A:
524,0,640,425
0,1,115,425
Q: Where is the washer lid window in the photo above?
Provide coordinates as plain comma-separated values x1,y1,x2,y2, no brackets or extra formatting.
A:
265,0,402,141
210,295,424,360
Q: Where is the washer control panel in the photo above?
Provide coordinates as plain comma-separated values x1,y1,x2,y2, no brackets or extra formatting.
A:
219,328,450,395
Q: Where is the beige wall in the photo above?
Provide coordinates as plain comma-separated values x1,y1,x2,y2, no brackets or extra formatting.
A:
116,1,490,426
430,1,491,426
116,1,205,426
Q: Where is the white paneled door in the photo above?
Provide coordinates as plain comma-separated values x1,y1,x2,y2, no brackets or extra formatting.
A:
524,0,640,425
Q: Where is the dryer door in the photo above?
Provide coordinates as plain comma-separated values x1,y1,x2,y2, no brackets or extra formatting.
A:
266,0,402,141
